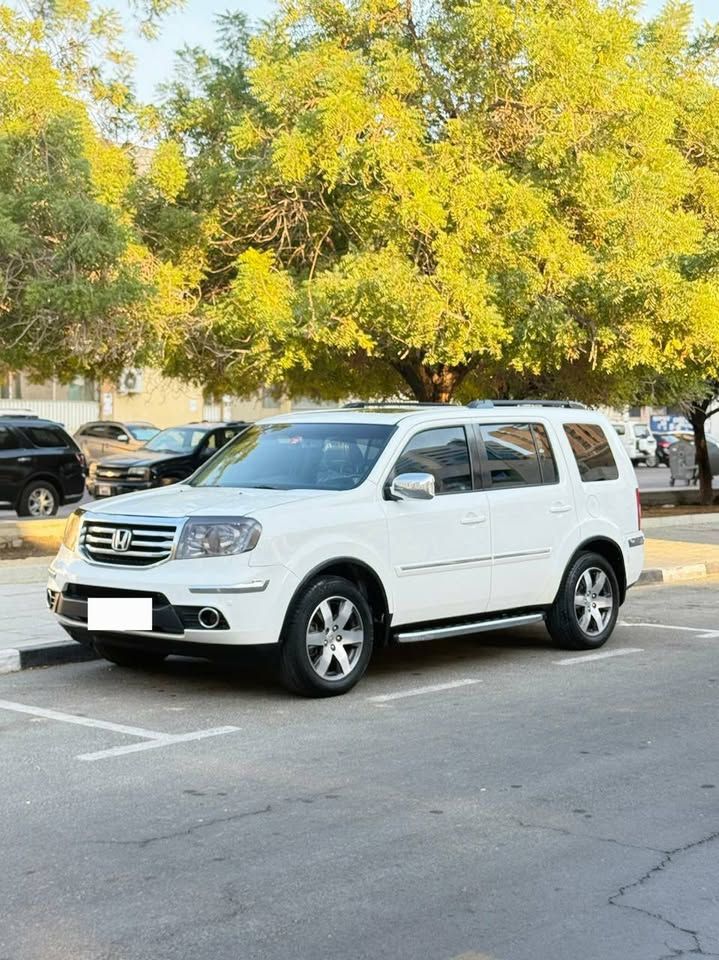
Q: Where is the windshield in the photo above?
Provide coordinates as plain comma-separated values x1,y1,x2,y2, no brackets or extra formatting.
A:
634,424,650,438
190,422,395,490
144,427,208,454
128,425,159,442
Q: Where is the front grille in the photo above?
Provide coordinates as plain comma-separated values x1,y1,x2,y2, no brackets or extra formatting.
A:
80,520,177,566
96,466,131,481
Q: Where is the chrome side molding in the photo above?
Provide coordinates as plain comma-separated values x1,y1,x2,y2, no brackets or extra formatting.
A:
394,612,545,644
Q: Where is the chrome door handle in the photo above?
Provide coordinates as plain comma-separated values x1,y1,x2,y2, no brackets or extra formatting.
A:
16,456,31,463
460,513,487,525
549,503,572,515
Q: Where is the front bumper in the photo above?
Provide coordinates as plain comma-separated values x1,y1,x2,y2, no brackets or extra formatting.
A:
48,547,298,646
88,479,155,499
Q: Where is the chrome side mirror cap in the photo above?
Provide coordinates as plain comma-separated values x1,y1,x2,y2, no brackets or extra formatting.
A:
389,472,436,501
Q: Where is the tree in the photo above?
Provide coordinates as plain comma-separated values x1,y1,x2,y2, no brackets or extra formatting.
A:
0,3,188,385
153,0,719,407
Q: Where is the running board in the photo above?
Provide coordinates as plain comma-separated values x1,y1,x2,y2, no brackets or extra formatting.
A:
394,612,545,644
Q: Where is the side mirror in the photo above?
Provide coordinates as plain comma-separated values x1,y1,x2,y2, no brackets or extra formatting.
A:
389,472,435,501
117,434,129,443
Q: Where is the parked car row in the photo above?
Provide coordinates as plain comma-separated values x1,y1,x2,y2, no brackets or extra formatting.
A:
0,415,250,516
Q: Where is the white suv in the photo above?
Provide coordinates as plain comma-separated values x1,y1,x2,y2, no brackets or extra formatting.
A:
49,401,644,697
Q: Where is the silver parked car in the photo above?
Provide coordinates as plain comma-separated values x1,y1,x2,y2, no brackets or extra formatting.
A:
74,421,159,469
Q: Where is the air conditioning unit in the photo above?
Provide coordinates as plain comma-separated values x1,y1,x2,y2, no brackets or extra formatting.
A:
118,368,144,395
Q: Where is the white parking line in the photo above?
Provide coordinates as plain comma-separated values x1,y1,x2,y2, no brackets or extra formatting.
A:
554,648,643,666
368,678,481,703
621,621,719,639
0,698,240,761
77,727,240,762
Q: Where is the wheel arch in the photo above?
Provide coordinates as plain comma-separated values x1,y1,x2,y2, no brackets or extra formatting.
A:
566,536,627,604
282,557,392,645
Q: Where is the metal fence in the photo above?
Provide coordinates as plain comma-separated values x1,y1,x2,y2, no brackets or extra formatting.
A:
0,399,98,433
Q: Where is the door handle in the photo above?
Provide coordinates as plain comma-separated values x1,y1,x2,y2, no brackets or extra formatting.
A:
460,513,487,525
16,456,31,463
549,502,572,515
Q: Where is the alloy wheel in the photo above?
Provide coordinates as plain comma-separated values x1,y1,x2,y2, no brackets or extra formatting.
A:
574,567,614,635
305,595,365,682
28,487,56,517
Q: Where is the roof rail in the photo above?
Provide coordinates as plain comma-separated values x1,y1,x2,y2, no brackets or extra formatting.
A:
343,401,455,408
467,399,587,410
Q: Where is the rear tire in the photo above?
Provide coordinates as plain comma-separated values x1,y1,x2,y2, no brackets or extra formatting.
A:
279,576,373,697
17,480,59,517
546,552,619,651
94,639,167,669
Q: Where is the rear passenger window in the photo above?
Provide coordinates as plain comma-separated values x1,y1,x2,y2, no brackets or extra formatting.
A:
393,427,472,494
480,423,542,487
24,426,69,448
564,423,619,481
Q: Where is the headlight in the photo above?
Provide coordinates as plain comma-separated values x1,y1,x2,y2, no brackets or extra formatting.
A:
176,517,262,560
128,467,151,479
62,509,84,551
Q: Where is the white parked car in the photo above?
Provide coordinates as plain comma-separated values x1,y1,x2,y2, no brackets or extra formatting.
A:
612,421,658,466
49,401,644,697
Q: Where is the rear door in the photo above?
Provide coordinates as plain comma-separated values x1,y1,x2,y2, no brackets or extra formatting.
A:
382,424,492,626
475,420,577,611
0,425,28,504
22,424,84,500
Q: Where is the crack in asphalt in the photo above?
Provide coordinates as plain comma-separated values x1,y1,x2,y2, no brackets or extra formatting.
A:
608,830,719,959
87,804,272,848
516,818,668,855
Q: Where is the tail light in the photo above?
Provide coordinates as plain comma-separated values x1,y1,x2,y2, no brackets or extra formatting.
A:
75,452,87,471
636,488,642,530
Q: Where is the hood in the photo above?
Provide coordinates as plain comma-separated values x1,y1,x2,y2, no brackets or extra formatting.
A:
97,450,185,468
83,484,329,519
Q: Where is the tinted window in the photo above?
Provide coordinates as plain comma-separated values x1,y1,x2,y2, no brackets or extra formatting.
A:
127,425,158,441
532,424,558,484
145,428,209,453
191,422,394,491
564,423,619,481
104,425,128,441
480,423,542,487
613,424,626,436
83,425,108,438
0,426,19,451
393,427,472,494
25,426,69,448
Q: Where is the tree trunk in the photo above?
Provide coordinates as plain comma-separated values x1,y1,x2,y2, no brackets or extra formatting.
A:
392,360,469,403
688,406,714,506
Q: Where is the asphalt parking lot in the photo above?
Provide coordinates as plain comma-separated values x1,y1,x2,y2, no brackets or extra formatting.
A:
1,577,718,960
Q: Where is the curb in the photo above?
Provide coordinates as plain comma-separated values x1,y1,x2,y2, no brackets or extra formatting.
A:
637,560,719,586
642,513,719,530
0,640,98,675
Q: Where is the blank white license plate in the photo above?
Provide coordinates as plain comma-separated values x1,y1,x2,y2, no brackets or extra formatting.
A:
87,597,152,632
97,484,113,497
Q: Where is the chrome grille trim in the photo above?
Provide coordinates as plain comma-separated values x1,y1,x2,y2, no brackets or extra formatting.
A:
79,514,185,568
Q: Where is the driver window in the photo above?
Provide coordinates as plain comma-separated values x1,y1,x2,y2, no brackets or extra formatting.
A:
391,427,473,495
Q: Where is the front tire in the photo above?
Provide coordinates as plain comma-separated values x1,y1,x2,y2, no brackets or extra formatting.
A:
94,639,167,669
279,576,373,697
546,552,619,651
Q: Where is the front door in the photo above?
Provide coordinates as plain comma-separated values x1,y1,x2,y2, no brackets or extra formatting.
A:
383,424,492,626
0,425,28,504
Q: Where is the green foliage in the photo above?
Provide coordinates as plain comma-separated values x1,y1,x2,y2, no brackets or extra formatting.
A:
154,0,719,403
0,4,167,380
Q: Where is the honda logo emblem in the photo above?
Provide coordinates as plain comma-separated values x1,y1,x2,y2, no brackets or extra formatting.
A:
111,529,132,552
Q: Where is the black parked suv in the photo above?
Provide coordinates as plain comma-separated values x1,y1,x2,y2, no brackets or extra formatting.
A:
88,421,250,499
0,416,87,516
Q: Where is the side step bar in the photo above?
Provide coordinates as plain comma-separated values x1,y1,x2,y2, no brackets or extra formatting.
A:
394,612,545,644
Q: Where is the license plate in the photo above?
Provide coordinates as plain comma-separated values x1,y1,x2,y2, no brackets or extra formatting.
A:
87,597,152,632
97,484,113,497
